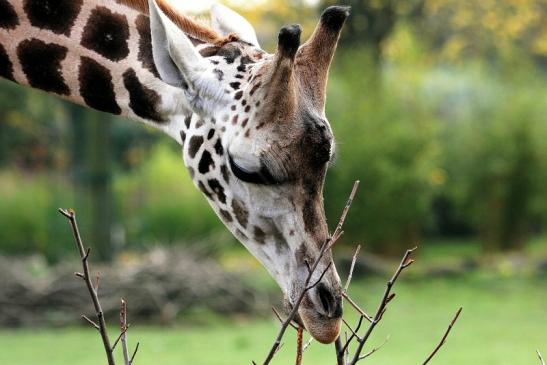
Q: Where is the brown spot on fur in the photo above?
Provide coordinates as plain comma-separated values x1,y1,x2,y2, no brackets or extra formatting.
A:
198,181,213,199
188,136,203,159
81,6,130,62
0,0,19,29
249,82,262,96
220,165,230,183
79,57,121,114
219,209,233,223
232,199,249,228
123,68,164,122
254,226,265,244
0,43,14,81
208,179,226,204
17,39,70,95
198,150,214,174
295,243,310,265
135,14,160,78
23,0,82,35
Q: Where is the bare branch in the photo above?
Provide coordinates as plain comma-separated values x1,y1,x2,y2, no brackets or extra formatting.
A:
331,181,360,247
306,261,333,291
129,342,140,365
339,315,364,357
348,247,416,365
422,307,463,365
261,182,360,365
538,350,546,365
59,208,115,365
272,307,298,330
295,326,304,365
341,292,373,323
120,299,133,365
112,324,131,351
358,335,390,361
344,245,361,292
335,337,345,365
81,315,100,331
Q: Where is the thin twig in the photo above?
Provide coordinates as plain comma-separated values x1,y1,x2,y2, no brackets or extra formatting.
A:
342,319,362,341
302,338,313,352
341,292,373,323
261,182,360,365
344,245,361,292
348,247,416,365
295,326,304,365
120,299,130,365
422,307,463,365
358,335,390,361
59,209,115,365
129,343,140,365
331,181,360,248
339,316,364,357
272,307,298,330
335,337,345,365
306,262,333,290
81,315,100,331
537,350,546,365
112,324,131,351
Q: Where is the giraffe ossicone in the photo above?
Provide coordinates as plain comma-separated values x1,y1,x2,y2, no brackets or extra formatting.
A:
0,0,350,344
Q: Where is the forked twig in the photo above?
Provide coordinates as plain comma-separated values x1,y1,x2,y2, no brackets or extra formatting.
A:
260,181,360,365
422,307,463,365
59,208,115,365
358,335,390,361
348,247,416,365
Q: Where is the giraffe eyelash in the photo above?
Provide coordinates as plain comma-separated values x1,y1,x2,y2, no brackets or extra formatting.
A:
228,155,278,185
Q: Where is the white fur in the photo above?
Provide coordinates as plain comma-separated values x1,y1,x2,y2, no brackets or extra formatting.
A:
210,3,259,47
148,0,228,115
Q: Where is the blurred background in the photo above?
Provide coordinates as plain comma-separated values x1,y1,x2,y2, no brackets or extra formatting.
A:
0,0,546,364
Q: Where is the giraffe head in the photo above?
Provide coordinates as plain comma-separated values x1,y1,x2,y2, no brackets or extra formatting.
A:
148,1,349,344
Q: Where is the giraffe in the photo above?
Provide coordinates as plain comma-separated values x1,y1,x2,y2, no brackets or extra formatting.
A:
0,0,350,344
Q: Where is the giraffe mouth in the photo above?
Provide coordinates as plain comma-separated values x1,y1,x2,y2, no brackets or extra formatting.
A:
284,288,343,344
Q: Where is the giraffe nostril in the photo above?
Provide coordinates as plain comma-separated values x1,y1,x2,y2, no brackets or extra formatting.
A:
317,283,339,317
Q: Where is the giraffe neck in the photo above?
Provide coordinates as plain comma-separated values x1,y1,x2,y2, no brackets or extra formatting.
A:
0,0,188,142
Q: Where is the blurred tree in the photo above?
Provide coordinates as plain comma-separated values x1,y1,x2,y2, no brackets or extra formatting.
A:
69,105,113,261
420,0,547,66
319,0,424,62
324,49,441,254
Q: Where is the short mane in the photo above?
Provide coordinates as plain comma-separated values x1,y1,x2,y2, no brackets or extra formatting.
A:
115,0,231,45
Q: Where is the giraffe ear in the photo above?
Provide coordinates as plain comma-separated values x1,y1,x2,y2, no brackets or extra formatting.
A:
211,4,260,47
148,0,227,113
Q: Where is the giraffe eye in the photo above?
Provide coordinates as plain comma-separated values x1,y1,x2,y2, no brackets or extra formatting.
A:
228,155,277,185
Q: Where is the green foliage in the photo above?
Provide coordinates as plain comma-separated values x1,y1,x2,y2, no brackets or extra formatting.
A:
440,66,547,250
325,48,441,253
0,172,74,261
114,143,224,246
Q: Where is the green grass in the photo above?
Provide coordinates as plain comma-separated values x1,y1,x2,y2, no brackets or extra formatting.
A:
1,273,545,365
